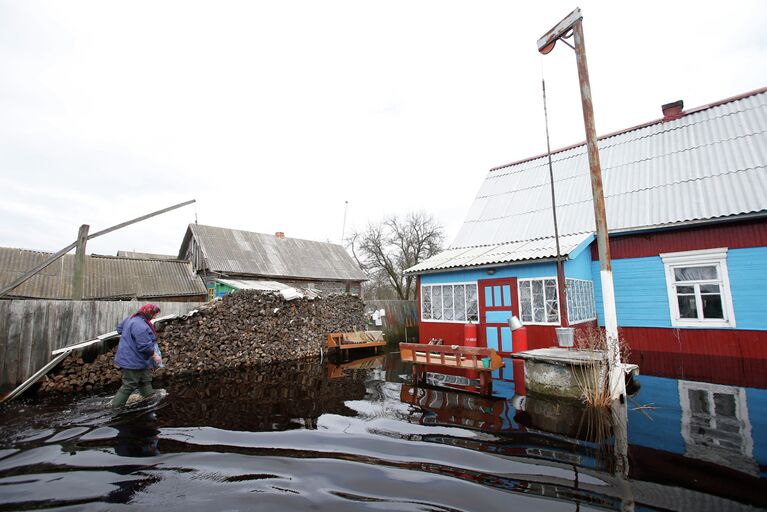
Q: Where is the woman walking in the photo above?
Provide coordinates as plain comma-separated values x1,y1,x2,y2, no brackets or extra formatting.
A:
111,304,162,409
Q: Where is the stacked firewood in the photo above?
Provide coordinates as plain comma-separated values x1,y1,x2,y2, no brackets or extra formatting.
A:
38,290,365,394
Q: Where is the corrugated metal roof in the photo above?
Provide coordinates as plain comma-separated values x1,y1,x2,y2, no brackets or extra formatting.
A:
406,232,593,273
181,224,367,281
452,88,767,249
0,247,207,299
116,251,177,260
410,88,767,273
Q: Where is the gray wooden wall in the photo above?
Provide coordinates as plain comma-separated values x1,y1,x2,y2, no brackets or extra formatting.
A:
0,299,203,391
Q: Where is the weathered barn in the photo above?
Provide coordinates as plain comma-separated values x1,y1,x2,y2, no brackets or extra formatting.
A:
0,247,207,302
178,224,366,298
406,86,767,384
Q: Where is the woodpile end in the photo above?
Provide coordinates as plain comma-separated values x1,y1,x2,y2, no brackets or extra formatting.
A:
38,290,365,394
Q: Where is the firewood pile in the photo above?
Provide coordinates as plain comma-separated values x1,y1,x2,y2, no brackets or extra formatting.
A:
38,290,366,394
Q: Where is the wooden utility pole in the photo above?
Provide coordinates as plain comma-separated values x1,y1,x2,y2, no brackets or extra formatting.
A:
72,224,89,300
538,8,624,399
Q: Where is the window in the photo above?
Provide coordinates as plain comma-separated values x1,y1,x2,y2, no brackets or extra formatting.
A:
519,277,595,325
660,248,736,328
566,278,597,324
519,278,559,324
421,283,478,323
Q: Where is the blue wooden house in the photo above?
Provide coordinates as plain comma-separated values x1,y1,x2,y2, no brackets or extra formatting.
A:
406,87,767,385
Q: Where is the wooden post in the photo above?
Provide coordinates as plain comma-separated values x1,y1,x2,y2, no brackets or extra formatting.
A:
572,20,624,400
72,224,89,300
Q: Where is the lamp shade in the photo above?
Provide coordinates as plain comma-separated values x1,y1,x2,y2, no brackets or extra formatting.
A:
509,316,524,331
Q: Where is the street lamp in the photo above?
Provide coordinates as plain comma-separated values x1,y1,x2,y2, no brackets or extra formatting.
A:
537,8,624,400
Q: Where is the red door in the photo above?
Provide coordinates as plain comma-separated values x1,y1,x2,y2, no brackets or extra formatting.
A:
478,278,519,355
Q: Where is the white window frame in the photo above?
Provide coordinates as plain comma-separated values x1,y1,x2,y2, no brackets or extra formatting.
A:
565,278,597,325
660,248,736,328
517,277,560,325
420,282,479,324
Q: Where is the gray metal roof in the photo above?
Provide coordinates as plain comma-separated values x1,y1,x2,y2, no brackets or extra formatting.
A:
406,233,593,274
180,224,367,281
0,247,207,299
116,250,177,260
410,87,767,273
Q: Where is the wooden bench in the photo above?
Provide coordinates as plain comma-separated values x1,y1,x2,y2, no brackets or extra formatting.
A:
399,342,504,395
327,331,386,357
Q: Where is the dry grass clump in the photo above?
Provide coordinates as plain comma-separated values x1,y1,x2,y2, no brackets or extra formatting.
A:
571,326,629,407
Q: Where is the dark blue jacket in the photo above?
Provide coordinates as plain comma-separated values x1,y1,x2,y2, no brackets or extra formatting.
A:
115,315,156,370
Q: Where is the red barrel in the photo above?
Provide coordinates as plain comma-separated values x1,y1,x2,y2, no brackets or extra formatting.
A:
464,323,478,347
512,326,528,353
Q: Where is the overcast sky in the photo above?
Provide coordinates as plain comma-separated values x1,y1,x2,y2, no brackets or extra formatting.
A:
1,1,766,257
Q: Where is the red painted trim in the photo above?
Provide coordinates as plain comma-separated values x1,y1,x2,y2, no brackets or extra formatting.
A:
592,218,767,260
622,327,767,388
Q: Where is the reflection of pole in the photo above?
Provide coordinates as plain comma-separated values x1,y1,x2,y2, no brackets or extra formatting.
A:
611,400,634,511
571,20,623,399
541,78,568,327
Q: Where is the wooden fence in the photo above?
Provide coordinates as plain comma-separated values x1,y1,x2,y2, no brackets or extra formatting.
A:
363,300,419,344
0,299,203,392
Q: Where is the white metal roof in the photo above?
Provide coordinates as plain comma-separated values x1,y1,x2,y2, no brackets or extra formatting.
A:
410,88,767,273
406,232,593,274
453,88,767,249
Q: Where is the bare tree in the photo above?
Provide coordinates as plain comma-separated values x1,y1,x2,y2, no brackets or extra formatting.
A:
349,211,444,300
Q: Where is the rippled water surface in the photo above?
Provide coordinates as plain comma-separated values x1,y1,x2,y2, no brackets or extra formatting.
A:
1,350,765,511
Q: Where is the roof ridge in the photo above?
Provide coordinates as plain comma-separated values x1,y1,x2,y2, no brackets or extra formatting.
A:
490,85,767,172
193,223,344,247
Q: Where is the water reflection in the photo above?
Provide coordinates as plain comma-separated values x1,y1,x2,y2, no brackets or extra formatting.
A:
0,349,764,511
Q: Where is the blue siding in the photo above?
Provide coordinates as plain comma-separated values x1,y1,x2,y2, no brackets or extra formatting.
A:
565,243,595,281
592,257,671,328
421,249,594,287
727,247,767,330
420,262,560,285
592,246,767,330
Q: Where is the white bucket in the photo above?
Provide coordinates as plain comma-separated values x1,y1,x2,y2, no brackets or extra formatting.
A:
555,327,575,348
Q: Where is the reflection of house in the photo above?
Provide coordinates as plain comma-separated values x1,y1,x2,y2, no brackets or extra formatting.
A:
679,380,757,476
406,87,767,376
0,247,207,301
624,374,767,506
178,224,366,299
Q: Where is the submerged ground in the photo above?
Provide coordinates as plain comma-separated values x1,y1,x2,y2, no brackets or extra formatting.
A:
0,348,764,511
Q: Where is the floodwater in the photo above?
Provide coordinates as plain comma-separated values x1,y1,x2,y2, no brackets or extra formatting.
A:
0,350,765,511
